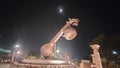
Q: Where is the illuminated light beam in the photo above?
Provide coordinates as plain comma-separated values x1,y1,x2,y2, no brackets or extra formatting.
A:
0,48,11,53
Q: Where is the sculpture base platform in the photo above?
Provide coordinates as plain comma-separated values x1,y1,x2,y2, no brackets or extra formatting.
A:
13,59,77,68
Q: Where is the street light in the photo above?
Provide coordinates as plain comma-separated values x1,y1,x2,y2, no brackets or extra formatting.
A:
17,51,20,54
14,44,20,53
112,50,118,55
56,50,60,54
56,49,60,58
14,45,20,48
12,44,20,63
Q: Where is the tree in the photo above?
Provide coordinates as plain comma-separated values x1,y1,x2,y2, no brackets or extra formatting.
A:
103,34,120,61
89,33,106,46
90,33,120,60
90,34,120,67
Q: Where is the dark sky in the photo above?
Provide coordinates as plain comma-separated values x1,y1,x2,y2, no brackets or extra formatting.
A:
0,0,120,59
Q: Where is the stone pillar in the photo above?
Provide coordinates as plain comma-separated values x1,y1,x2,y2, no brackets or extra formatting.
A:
79,60,91,68
90,44,103,68
91,54,96,64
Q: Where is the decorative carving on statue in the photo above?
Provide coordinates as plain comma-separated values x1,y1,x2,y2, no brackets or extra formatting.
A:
40,18,80,58
63,27,77,40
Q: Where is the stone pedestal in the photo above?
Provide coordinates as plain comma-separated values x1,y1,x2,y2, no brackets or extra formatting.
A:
79,60,91,68
90,44,103,68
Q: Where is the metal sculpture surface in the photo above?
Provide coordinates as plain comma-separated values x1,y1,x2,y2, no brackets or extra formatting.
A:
40,18,80,58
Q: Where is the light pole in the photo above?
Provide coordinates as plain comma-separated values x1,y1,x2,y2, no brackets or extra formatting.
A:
11,44,20,63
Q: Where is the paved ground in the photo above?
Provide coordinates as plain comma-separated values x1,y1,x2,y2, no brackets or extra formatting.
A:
0,64,11,68
0,64,18,68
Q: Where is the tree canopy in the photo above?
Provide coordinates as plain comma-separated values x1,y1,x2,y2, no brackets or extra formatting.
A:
90,33,120,60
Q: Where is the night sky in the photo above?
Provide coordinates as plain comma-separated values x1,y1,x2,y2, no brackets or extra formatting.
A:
0,0,120,59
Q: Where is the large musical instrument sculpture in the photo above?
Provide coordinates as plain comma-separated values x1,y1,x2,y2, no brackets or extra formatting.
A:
40,18,80,59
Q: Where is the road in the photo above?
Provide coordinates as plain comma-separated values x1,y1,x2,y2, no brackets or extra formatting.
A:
0,64,10,68
0,64,17,68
